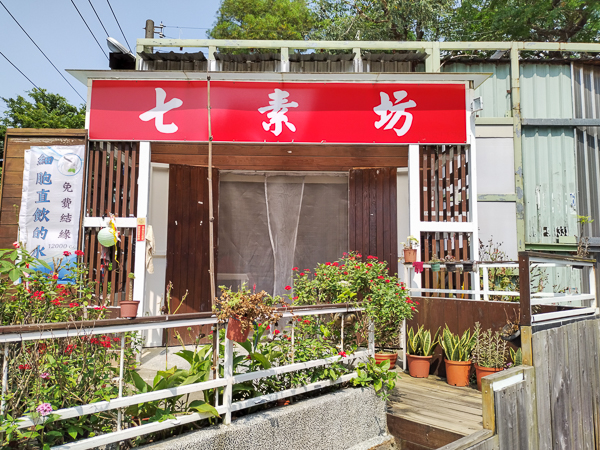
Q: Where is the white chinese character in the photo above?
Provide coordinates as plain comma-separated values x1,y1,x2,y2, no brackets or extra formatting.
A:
373,91,416,136
139,88,183,134
258,89,298,136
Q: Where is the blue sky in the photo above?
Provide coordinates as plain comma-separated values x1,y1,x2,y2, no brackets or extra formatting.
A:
0,0,222,111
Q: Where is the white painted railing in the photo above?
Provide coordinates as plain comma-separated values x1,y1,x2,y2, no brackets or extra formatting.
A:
0,305,371,450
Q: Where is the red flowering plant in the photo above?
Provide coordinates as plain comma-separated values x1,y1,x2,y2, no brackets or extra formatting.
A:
0,247,141,448
291,252,416,350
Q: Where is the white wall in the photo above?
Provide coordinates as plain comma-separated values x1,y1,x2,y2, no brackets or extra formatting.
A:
397,168,410,283
143,163,170,347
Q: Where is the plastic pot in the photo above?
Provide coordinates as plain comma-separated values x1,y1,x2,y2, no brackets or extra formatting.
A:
431,262,441,272
445,262,458,272
407,354,433,378
444,359,472,387
226,317,251,343
475,365,503,391
375,352,398,367
404,249,417,264
119,300,140,319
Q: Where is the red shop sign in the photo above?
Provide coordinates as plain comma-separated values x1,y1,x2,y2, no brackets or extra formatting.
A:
89,80,467,144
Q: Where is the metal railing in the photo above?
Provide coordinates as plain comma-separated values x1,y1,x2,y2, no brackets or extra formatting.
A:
0,304,371,450
402,251,598,324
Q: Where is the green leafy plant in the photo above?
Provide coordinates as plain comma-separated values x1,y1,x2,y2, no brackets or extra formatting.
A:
351,357,399,401
440,325,478,362
471,322,506,369
407,325,440,357
509,348,523,367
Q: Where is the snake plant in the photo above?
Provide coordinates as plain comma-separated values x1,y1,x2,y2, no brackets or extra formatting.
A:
440,325,478,362
407,325,440,356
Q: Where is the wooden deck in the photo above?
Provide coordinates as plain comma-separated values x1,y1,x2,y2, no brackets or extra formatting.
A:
387,373,483,449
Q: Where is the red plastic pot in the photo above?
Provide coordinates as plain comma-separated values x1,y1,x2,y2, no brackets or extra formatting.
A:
475,365,503,391
119,300,140,319
226,317,251,343
406,354,433,378
375,352,398,367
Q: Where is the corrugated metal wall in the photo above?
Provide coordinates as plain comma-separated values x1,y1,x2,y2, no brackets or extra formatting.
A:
522,126,577,244
443,62,511,118
520,63,573,119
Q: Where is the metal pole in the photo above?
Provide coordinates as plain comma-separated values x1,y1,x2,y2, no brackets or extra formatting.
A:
482,266,490,301
1,343,8,415
368,319,375,357
117,332,125,431
223,325,234,425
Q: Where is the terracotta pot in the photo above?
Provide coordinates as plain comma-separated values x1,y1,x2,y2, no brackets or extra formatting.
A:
404,248,417,263
406,354,432,378
444,359,472,387
475,365,503,391
226,317,251,343
119,300,140,319
375,352,397,367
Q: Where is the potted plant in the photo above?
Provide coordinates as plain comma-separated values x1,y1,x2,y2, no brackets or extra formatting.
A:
120,273,139,319
402,236,419,264
430,256,442,272
213,284,283,343
440,325,478,387
406,325,440,378
444,255,457,271
461,260,476,272
471,322,507,391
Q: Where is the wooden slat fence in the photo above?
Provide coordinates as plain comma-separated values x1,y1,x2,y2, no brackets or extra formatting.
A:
83,141,139,305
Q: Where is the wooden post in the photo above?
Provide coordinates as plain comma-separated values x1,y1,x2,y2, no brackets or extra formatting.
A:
145,20,154,38
518,252,531,326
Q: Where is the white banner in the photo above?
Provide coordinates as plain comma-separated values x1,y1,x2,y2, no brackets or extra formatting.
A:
18,145,85,279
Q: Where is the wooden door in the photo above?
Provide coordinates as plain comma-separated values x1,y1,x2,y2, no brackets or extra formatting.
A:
165,165,218,345
349,168,398,275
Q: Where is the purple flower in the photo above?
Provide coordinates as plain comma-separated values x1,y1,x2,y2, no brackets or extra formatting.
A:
40,372,50,380
36,403,53,417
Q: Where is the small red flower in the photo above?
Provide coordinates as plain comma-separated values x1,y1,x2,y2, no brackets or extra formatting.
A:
354,265,360,269
274,329,281,335
325,262,331,266
12,241,20,248
356,253,362,258
338,351,348,358
287,337,292,341
343,271,348,275
52,274,58,280
299,273,305,277
69,302,79,308
284,285,291,291
332,262,339,267
385,279,391,283
377,275,384,279
266,325,270,330
366,263,373,267
411,306,416,311
63,251,71,257
65,344,76,354
74,250,84,256
292,296,298,300
303,320,310,324
292,267,298,271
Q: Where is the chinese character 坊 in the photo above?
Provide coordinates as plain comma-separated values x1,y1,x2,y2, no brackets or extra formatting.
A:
373,91,416,137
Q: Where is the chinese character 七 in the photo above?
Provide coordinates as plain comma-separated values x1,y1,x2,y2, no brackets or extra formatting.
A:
373,91,417,136
258,89,298,136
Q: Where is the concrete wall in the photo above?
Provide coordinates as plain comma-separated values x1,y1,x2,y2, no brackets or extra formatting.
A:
139,387,388,450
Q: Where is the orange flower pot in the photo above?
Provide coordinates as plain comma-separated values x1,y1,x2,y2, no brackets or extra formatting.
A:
406,354,433,378
475,365,503,391
404,249,417,263
375,352,397,367
444,359,472,387
226,317,251,343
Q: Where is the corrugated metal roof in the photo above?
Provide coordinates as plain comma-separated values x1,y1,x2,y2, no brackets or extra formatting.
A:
522,126,577,244
442,62,511,118
520,64,573,119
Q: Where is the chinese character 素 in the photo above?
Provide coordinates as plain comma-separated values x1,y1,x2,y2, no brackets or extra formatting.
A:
258,89,298,136
33,208,50,222
36,172,52,185
373,91,417,137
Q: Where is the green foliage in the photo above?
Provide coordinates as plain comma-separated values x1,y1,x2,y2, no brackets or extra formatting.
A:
445,0,600,43
0,248,141,448
471,322,507,369
351,357,398,401
509,347,523,367
407,325,440,357
208,0,318,40
0,88,85,158
440,325,478,362
292,252,415,348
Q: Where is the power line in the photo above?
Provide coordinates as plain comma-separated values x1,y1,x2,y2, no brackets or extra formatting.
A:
106,0,131,52
69,0,108,59
0,51,39,89
0,0,85,102
87,0,109,37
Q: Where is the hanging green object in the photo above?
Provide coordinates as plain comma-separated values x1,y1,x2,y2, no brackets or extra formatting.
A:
98,227,117,247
